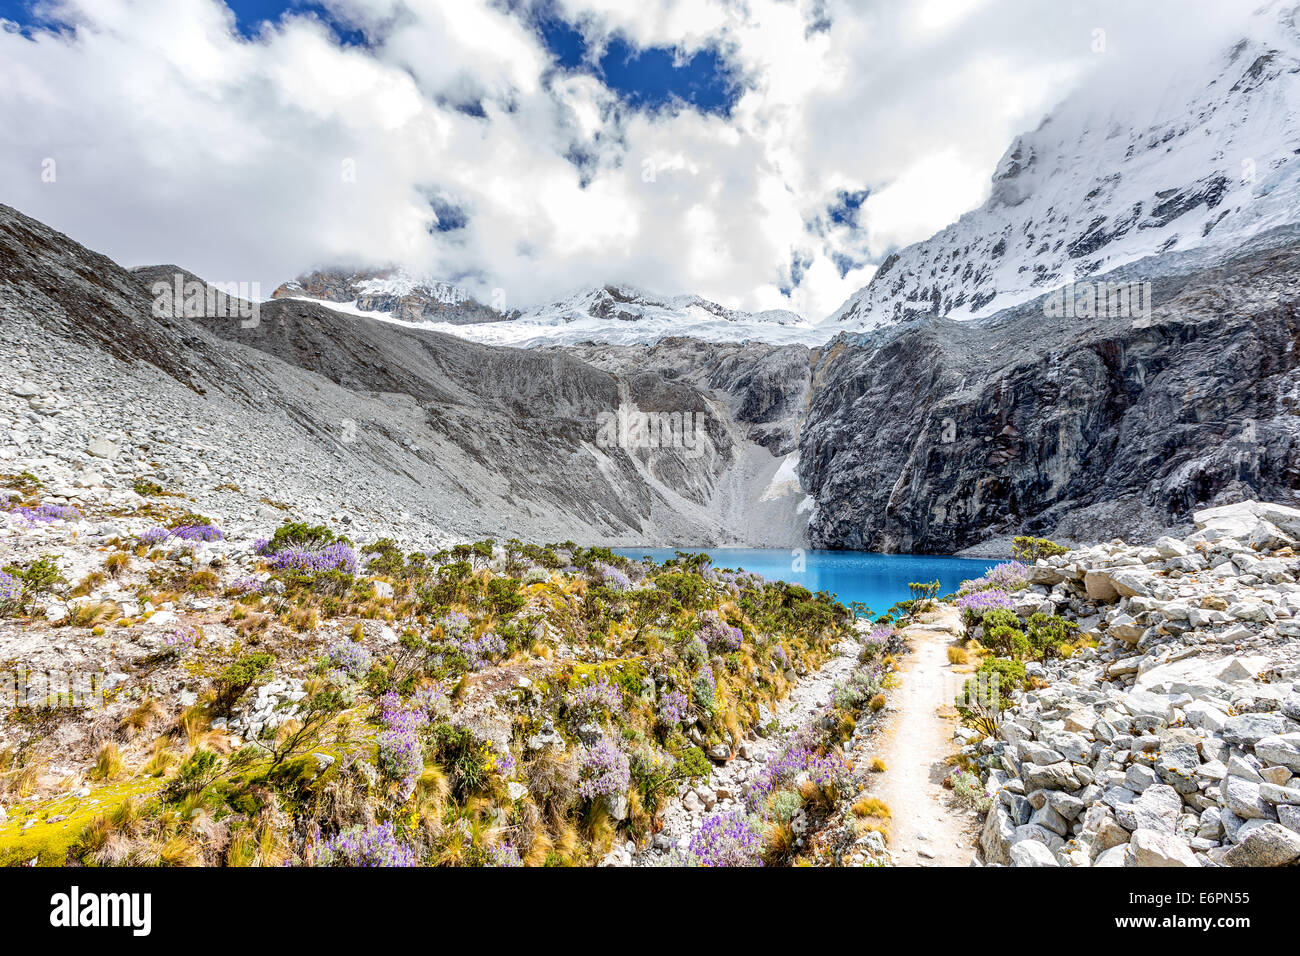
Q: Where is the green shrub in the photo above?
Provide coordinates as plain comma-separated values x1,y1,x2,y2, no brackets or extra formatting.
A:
213,652,274,713
1011,536,1069,563
264,521,348,554
132,477,165,497
1025,613,1078,658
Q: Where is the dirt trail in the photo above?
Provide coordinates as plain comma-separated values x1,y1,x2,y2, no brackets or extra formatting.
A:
867,605,979,866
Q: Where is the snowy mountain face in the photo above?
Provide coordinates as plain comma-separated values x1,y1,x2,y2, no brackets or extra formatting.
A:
272,268,506,326
826,2,1300,331
277,274,823,347
452,285,821,348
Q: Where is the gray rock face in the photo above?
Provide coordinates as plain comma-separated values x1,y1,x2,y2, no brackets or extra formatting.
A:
799,242,1300,552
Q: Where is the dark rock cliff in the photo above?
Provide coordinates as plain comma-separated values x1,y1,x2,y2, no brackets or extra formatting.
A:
801,244,1300,551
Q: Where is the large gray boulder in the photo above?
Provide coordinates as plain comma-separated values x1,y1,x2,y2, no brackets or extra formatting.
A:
1010,840,1060,867
1222,823,1300,866
1114,784,1181,833
1129,829,1200,867
1256,734,1300,774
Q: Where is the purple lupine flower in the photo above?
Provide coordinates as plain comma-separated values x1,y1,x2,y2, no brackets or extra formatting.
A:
805,751,850,790
0,570,19,604
744,722,832,812
488,842,523,867
171,523,223,542
163,626,201,655
567,675,623,716
374,692,430,787
771,645,788,666
699,611,742,652
577,737,630,800
494,749,516,776
138,527,170,546
439,611,471,637
267,542,357,574
327,642,372,680
411,683,446,716
227,576,264,595
594,562,632,592
459,632,506,670
321,822,417,867
688,811,764,867
862,627,892,658
8,502,80,524
983,561,1029,589
657,689,690,725
956,589,1014,617
253,537,270,555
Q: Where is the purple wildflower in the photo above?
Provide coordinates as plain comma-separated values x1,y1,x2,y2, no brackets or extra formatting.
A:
439,611,470,637
594,563,632,592
488,842,523,867
171,523,223,542
0,570,19,604
956,589,1014,619
657,689,690,725
327,642,372,680
322,822,417,867
984,561,1028,589
163,626,201,655
688,811,764,867
8,503,80,525
267,542,357,574
374,692,431,787
138,527,170,546
459,632,506,670
411,683,446,716
567,675,623,716
577,737,630,800
494,749,516,776
699,611,743,652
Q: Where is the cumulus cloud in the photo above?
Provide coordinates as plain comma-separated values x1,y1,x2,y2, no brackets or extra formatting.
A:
0,0,1265,320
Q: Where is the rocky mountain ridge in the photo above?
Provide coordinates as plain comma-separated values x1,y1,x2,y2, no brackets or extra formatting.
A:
0,202,806,551
6,201,1300,554
800,235,1300,552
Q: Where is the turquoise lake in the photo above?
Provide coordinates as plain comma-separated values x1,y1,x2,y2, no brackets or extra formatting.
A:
613,548,1000,617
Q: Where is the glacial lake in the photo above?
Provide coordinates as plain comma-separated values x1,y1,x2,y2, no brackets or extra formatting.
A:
614,548,1000,618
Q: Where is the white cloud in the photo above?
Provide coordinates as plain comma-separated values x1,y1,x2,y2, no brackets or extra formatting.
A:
0,0,1265,321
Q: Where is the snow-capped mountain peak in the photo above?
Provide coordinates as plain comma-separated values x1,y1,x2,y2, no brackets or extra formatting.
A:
276,272,822,347
826,1,1300,330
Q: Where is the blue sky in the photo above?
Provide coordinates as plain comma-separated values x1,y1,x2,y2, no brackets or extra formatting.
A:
0,0,741,114
0,0,1236,318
